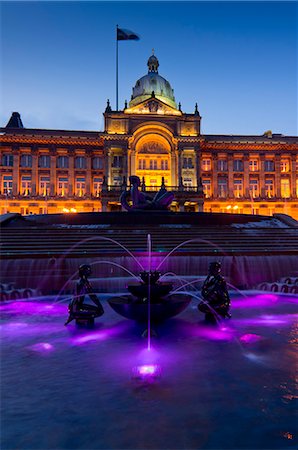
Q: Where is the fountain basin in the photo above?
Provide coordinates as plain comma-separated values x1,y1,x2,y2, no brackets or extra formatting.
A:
108,294,191,322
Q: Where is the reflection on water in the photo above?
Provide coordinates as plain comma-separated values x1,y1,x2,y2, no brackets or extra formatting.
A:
1,292,297,450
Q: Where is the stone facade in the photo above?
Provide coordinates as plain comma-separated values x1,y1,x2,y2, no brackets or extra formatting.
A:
1,54,298,218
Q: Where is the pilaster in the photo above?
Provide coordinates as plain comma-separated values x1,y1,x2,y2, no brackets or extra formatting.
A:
12,146,20,196
227,152,234,197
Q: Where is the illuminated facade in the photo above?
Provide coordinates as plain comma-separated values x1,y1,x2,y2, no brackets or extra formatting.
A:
1,53,298,218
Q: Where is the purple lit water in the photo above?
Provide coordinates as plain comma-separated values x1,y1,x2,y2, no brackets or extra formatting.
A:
1,292,297,450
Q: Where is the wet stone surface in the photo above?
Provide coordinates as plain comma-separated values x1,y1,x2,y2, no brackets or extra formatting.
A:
1,292,297,450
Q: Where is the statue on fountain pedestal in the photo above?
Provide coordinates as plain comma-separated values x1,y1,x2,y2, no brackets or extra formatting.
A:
198,262,231,323
120,175,174,211
65,264,104,326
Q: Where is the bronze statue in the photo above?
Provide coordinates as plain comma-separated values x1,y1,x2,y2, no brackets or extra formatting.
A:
198,262,231,323
65,264,104,326
120,175,174,211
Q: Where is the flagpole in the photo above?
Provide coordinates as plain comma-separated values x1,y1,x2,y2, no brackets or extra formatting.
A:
116,24,119,111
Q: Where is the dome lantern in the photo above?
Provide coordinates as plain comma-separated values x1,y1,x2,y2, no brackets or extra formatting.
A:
147,50,159,73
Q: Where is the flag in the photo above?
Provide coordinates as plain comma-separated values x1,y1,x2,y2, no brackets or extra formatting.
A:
117,27,140,41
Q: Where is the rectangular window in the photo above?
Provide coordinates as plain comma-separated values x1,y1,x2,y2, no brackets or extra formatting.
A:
183,157,193,169
281,178,290,198
281,159,290,173
39,155,50,168
57,156,69,169
202,179,211,198
201,159,211,171
39,176,50,196
218,160,227,171
233,160,243,172
2,175,13,194
249,179,259,198
21,175,32,196
92,157,103,170
249,159,259,172
234,178,243,198
93,177,102,196
75,156,86,169
265,179,274,198
161,159,168,170
20,154,32,167
112,155,123,168
2,154,13,166
138,159,146,170
218,177,227,198
75,177,85,196
57,177,69,196
149,160,157,170
264,160,274,172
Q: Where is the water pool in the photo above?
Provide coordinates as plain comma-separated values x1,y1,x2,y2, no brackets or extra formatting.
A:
1,292,297,450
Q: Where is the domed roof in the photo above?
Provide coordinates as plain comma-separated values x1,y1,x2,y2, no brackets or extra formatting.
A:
129,53,177,109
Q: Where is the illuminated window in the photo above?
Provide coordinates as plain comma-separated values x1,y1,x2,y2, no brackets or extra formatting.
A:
39,155,50,168
149,179,157,189
149,160,157,170
281,159,290,173
138,159,146,170
201,159,211,171
264,160,274,172
93,177,102,196
57,156,69,169
249,159,259,172
161,159,168,170
265,179,274,198
183,157,193,169
249,179,259,198
2,154,13,166
75,156,86,169
281,178,290,198
112,155,123,168
92,157,103,169
2,175,13,194
202,179,211,198
57,177,69,196
75,177,85,196
39,176,50,196
234,179,243,198
233,160,243,172
20,154,32,167
218,177,227,198
218,160,227,171
21,175,31,196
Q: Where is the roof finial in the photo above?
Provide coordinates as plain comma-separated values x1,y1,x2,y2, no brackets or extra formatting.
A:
152,48,155,55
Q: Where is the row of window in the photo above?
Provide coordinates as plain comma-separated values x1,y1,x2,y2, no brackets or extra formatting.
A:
1,175,103,197
138,159,169,170
2,154,295,173
201,159,291,172
1,155,104,170
200,177,294,199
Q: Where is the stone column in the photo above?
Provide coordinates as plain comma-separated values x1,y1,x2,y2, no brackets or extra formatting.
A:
12,146,20,196
243,154,250,198
195,144,201,190
130,149,136,176
259,153,266,198
227,152,234,198
86,149,92,196
291,153,296,197
212,152,218,198
31,146,38,196
50,147,56,196
275,154,281,198
68,149,74,196
171,147,178,187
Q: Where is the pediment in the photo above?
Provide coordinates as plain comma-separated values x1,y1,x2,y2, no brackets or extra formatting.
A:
125,97,182,116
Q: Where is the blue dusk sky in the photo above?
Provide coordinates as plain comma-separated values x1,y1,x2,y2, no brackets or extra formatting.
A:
0,1,297,135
